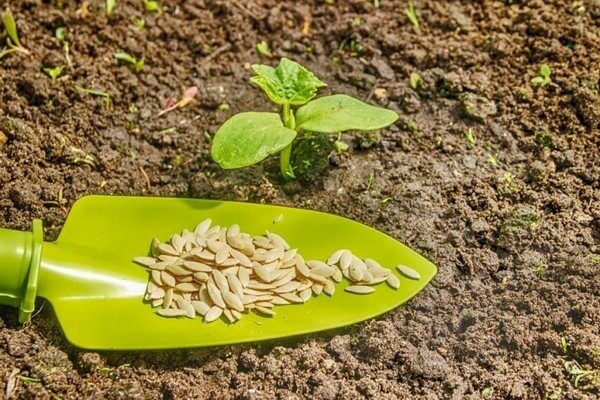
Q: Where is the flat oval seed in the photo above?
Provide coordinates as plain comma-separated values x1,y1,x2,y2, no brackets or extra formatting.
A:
151,298,163,308
207,239,225,253
194,219,212,235
364,258,383,270
157,309,186,317
215,246,230,265
253,265,272,283
312,284,323,295
226,274,245,298
199,286,212,305
204,306,223,323
158,243,179,256
149,261,168,271
327,249,346,265
158,255,180,263
171,234,185,253
163,288,173,309
255,306,276,316
227,224,240,237
281,249,298,264
331,268,343,283
271,296,291,305
223,308,236,323
323,281,335,296
177,299,196,318
279,292,303,303
133,256,156,267
229,248,252,267
212,270,229,293
151,238,161,257
193,272,209,282
340,250,353,270
396,264,421,280
151,270,162,285
299,288,312,303
191,300,210,316
365,276,388,285
176,282,199,292
207,282,226,308
348,263,364,282
161,272,176,287
166,264,190,277
231,309,242,320
150,287,165,300
386,274,400,289
183,261,213,273
274,281,301,293
345,285,375,294
309,264,335,278
264,247,284,263
266,232,290,250
295,257,311,278
222,291,244,312
238,268,251,286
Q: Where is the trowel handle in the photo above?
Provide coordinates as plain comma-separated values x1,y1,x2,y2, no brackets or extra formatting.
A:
0,220,43,322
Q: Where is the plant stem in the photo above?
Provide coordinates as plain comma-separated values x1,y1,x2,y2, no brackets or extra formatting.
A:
280,104,296,180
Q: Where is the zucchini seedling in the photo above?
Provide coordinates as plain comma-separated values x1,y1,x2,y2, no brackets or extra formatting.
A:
0,7,30,59
211,58,398,180
115,52,144,73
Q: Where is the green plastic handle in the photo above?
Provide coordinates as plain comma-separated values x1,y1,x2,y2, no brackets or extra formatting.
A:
0,219,43,322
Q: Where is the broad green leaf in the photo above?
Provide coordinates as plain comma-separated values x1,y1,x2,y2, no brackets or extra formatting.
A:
2,8,21,47
211,112,297,169
250,58,327,106
295,94,399,133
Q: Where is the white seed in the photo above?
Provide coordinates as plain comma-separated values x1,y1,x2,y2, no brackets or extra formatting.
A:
199,286,212,305
231,309,242,320
253,236,274,249
253,265,272,283
386,274,400,289
308,263,335,278
166,264,190,277
194,219,212,235
161,272,176,287
266,232,290,250
223,308,236,323
133,256,156,267
227,224,240,237
281,249,298,263
151,238,160,257
215,246,230,265
157,308,186,317
299,288,312,303
204,306,223,322
295,257,311,278
158,243,179,256
229,248,252,267
222,291,244,312
151,270,162,285
176,282,199,292
191,248,215,261
279,292,303,303
219,258,239,267
331,268,343,283
340,250,352,270
255,306,276,316
207,281,226,308
327,249,346,265
212,270,229,293
345,285,375,294
348,263,364,282
226,274,244,298
151,298,163,308
274,281,301,293
396,264,421,280
183,261,213,273
158,255,180,263
177,299,196,318
163,288,173,309
193,272,209,282
323,280,335,296
171,234,185,253
149,261,168,271
365,276,388,285
308,273,330,285
264,247,284,263
191,300,210,316
238,268,251,286
247,281,276,291
207,239,225,253
364,258,383,270
271,296,292,305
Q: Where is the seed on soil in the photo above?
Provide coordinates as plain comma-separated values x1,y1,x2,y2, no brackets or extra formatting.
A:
135,220,408,324
396,264,421,280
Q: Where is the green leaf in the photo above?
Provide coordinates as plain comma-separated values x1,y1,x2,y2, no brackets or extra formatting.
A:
250,58,327,106
211,112,297,169
531,76,545,85
540,64,551,78
2,7,21,47
115,52,136,64
295,94,399,133
106,0,117,16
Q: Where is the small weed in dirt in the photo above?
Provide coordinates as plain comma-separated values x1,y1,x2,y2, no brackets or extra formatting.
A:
211,58,397,180
410,72,421,90
560,337,570,354
134,17,145,30
498,172,517,196
158,86,198,116
115,52,144,73
405,2,420,30
462,128,476,149
333,133,349,153
106,0,116,16
143,0,162,14
256,41,272,57
0,7,30,59
55,27,66,41
74,85,112,109
44,66,63,82
563,361,599,388
531,64,552,87
486,154,499,166
481,387,493,398
532,263,547,278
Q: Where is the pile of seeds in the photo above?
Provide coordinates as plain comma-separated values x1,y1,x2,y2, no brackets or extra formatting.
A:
133,219,421,324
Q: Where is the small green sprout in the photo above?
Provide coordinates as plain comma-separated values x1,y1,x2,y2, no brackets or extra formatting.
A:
532,263,546,278
560,337,570,353
218,103,230,111
405,2,420,30
462,128,476,149
211,58,398,180
481,387,493,398
44,66,63,82
158,86,198,116
498,171,517,195
134,18,146,30
531,64,551,87
106,0,116,16
487,154,499,166
0,7,30,59
256,41,272,57
563,361,599,387
409,72,421,90
115,52,144,73
143,0,162,13
17,376,41,384
55,27,67,41
334,133,349,153
74,85,112,109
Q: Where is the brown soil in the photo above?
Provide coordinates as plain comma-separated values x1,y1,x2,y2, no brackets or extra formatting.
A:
1,0,599,399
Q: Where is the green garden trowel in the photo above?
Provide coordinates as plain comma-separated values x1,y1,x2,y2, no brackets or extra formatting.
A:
0,195,436,350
